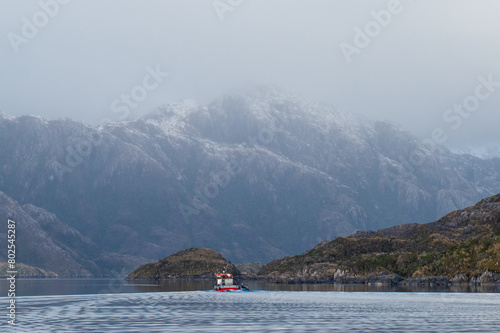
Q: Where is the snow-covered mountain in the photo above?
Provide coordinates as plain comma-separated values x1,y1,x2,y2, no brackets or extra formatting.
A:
450,145,500,160
1,87,499,275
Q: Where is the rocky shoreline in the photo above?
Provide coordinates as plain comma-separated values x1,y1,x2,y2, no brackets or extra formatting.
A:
126,274,216,280
127,248,240,280
259,270,500,286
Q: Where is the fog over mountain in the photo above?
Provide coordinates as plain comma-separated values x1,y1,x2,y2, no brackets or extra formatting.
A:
1,87,499,275
1,0,500,150
1,1,500,276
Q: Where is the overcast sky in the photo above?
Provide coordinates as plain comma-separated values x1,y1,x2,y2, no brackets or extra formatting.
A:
1,0,499,150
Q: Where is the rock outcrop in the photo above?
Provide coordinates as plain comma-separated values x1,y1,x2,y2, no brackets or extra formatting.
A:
258,193,500,285
1,87,500,269
127,248,239,279
0,191,147,277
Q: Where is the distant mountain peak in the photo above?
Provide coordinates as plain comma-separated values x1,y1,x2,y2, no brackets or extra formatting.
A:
155,99,200,117
451,145,500,160
0,111,14,121
2,89,500,271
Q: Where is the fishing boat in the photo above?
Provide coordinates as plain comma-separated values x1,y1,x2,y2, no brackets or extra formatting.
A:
214,266,249,291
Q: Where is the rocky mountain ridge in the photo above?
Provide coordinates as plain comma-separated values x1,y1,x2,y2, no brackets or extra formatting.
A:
1,87,499,275
0,191,145,276
258,193,500,285
127,248,239,279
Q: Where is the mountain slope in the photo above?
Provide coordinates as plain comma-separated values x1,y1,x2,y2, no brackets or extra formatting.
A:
127,248,239,279
0,191,93,277
0,87,499,268
258,193,500,283
0,191,146,276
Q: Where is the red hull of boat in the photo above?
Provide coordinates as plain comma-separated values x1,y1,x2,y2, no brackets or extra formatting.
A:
215,287,239,291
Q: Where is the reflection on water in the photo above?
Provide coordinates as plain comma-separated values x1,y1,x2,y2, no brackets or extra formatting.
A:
249,281,500,293
0,278,499,296
12,291,500,332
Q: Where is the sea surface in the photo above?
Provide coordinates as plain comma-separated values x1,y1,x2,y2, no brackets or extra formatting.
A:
1,279,499,332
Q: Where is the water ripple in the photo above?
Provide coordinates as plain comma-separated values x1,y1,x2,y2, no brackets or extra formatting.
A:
4,291,500,332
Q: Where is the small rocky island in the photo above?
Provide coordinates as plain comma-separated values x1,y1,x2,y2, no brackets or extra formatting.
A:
128,194,500,286
127,248,239,279
0,262,57,278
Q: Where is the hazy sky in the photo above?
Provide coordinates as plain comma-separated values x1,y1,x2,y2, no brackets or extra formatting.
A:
1,0,499,150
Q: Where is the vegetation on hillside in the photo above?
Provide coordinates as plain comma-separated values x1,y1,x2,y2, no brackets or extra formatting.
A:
0,263,57,278
259,194,500,281
236,261,263,275
127,248,239,279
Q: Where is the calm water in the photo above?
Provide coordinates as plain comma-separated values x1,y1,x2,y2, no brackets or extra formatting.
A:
2,291,500,332
2,278,499,296
1,279,500,332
